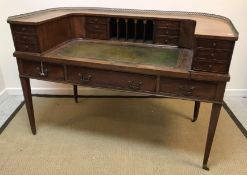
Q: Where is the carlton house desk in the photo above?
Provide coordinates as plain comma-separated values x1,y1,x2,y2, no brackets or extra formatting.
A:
7,8,239,170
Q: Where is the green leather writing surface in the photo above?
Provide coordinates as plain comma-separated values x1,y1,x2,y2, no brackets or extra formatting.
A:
54,41,180,67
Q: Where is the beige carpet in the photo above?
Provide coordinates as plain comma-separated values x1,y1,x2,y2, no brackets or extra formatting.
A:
0,96,246,175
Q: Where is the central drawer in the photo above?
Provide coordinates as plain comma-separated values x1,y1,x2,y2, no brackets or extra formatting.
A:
67,66,157,93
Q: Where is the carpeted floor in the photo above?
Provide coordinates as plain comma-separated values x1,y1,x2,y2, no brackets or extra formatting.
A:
0,97,246,175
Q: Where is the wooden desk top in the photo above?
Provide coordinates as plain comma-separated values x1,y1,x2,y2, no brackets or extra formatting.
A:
7,7,238,39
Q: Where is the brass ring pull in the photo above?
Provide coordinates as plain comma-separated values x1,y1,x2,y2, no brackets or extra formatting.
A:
128,81,143,91
78,73,92,83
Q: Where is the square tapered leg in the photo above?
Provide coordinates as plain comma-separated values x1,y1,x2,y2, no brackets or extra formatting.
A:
73,85,78,103
20,77,36,135
202,103,222,170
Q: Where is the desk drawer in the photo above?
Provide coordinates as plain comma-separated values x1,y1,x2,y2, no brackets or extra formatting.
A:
15,43,40,52
86,22,108,40
156,28,179,36
156,20,180,29
194,48,231,63
86,23,107,32
155,36,179,45
196,38,234,50
21,60,65,81
13,33,38,44
86,16,108,24
86,32,108,40
192,60,228,74
159,77,217,100
67,66,156,93
12,25,37,34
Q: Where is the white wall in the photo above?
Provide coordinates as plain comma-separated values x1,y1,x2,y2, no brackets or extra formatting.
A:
0,0,247,95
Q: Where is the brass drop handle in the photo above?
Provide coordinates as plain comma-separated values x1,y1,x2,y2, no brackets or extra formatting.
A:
183,91,194,96
128,81,143,91
78,73,92,83
179,85,195,96
36,62,48,77
179,85,194,91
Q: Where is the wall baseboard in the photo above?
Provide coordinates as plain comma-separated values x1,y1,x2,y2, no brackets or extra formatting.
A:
1,87,246,97
0,89,8,104
224,89,247,97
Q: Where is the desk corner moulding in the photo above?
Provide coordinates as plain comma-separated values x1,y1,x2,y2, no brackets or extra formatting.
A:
7,7,239,170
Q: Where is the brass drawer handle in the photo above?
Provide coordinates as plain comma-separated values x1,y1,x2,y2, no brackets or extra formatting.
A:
128,81,143,91
179,85,195,96
39,69,48,77
183,91,193,96
78,73,92,83
36,62,48,77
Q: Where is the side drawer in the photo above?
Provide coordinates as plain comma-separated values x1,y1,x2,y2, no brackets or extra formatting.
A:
13,33,38,44
67,66,157,93
159,77,217,100
21,60,65,81
192,60,228,74
15,43,40,53
194,48,231,63
11,25,37,34
196,38,235,50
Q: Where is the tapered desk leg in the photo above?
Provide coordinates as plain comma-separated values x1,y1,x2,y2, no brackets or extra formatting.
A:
20,77,36,135
202,103,222,170
73,85,78,103
192,101,200,122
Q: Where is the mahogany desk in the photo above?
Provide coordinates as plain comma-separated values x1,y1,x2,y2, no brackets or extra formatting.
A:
7,8,239,170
